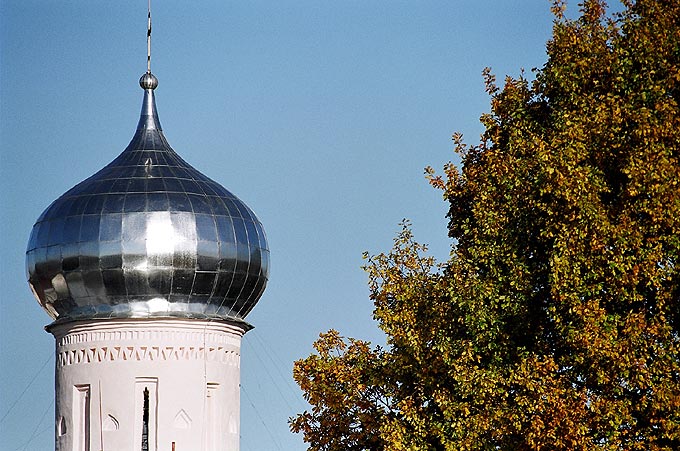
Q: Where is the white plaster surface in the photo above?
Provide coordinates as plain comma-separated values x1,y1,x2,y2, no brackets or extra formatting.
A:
49,318,247,451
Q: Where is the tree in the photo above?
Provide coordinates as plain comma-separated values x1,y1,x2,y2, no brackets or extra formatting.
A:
290,1,680,450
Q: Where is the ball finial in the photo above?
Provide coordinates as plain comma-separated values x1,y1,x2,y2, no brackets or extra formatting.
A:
139,71,158,90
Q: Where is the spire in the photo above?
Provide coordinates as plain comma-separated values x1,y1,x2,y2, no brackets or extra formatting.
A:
137,73,161,131
147,0,152,74
136,0,161,131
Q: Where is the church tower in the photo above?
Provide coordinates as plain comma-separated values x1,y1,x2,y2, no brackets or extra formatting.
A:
25,8,269,451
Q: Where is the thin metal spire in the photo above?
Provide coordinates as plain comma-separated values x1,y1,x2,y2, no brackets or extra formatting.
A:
147,0,152,73
139,0,158,91
139,0,158,123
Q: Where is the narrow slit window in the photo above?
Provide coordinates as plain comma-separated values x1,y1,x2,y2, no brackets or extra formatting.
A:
141,387,149,451
57,416,67,437
135,378,157,451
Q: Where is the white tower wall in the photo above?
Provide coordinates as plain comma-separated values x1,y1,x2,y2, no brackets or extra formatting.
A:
49,319,247,451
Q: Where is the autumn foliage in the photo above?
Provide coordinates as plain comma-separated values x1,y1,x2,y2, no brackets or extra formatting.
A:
291,1,680,449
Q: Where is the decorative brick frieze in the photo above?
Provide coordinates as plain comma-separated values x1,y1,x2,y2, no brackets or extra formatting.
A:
52,319,246,367
57,344,240,367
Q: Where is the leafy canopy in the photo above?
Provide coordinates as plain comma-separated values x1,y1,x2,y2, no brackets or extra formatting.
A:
291,1,680,450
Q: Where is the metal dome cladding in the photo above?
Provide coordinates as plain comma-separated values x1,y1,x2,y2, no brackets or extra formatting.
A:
26,74,269,324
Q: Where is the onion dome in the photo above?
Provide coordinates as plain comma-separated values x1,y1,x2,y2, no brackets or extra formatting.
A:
26,72,269,324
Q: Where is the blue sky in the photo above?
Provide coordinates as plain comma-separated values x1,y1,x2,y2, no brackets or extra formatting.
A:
0,1,569,449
